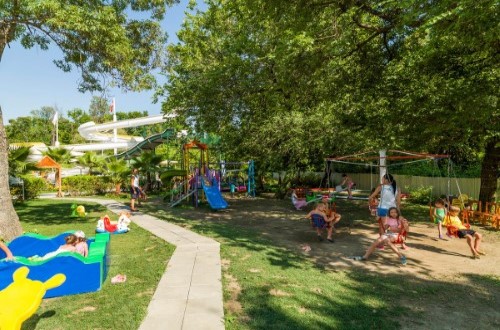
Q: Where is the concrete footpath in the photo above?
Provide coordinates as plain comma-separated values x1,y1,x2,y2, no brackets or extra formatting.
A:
71,198,225,330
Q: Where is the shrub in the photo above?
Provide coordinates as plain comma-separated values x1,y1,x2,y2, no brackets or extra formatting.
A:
405,185,434,205
62,175,114,196
10,175,48,201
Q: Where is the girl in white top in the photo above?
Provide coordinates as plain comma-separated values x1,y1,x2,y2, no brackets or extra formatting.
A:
368,173,401,237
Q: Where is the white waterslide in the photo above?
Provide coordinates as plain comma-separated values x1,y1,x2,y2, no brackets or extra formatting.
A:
18,114,176,160
65,113,176,152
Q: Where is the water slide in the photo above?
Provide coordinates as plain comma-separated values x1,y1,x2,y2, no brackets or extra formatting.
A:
201,179,228,210
20,114,176,160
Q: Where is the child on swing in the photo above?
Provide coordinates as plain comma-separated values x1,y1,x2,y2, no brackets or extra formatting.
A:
306,202,340,243
433,199,447,239
351,207,409,265
443,206,484,259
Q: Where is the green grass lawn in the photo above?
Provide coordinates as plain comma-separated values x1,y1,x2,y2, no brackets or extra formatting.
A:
9,197,499,329
13,199,174,330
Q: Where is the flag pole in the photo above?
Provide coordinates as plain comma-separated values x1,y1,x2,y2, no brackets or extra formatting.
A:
53,111,60,147
112,98,117,155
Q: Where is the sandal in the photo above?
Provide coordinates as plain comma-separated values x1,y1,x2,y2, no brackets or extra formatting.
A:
400,256,407,265
477,251,486,256
111,274,127,284
349,256,365,261
327,238,334,243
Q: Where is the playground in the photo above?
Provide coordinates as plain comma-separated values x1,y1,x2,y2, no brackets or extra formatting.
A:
143,195,500,329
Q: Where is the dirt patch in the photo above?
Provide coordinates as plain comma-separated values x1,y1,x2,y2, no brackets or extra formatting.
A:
224,273,243,315
160,196,500,328
168,197,499,279
72,306,96,314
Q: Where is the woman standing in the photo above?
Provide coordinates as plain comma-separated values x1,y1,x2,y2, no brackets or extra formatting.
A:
368,173,401,238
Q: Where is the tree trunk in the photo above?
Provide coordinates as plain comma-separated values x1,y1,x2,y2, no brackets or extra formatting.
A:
115,183,121,195
478,137,499,206
0,109,23,241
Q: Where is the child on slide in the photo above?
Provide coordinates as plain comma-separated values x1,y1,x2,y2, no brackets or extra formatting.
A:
35,234,78,260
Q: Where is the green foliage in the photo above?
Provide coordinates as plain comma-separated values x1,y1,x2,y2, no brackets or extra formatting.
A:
62,175,112,196
8,146,36,177
160,0,498,202
76,151,105,175
1,0,180,92
290,173,322,188
10,175,48,201
43,147,73,165
405,185,434,205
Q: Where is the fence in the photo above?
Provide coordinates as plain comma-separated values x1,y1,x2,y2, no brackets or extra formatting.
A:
278,172,499,200
349,173,487,199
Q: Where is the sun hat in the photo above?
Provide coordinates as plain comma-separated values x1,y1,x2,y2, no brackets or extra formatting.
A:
74,230,86,238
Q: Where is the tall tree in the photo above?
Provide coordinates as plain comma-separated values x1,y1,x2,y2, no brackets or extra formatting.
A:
162,0,498,201
89,96,111,123
0,109,23,240
0,0,179,239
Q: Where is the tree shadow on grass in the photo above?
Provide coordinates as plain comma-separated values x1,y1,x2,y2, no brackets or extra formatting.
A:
21,310,56,330
15,200,107,226
228,268,500,330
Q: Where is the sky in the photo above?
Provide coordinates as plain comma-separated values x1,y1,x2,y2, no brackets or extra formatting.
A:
0,0,202,124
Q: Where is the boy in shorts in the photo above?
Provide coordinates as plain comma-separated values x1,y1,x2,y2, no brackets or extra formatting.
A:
443,206,485,259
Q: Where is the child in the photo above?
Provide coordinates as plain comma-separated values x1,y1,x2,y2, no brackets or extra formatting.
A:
341,174,355,199
0,241,14,260
368,188,379,217
433,199,447,239
306,204,334,242
443,206,484,259
321,195,342,226
74,230,88,257
40,234,78,260
230,182,237,198
351,207,409,265
291,189,308,210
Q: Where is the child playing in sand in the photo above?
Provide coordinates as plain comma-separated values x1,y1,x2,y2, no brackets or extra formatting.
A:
74,231,88,257
433,199,447,239
443,206,485,259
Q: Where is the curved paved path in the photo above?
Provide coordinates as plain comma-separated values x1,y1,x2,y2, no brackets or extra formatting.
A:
70,198,225,330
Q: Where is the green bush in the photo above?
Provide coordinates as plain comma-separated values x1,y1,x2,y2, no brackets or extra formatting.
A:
62,175,114,196
10,175,48,201
290,173,322,188
405,185,434,205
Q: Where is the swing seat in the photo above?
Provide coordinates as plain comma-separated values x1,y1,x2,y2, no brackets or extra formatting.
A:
393,230,407,245
446,224,471,238
377,218,408,244
451,194,469,210
481,202,499,229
